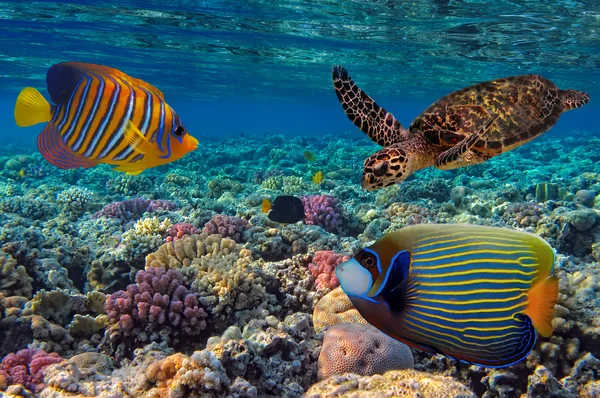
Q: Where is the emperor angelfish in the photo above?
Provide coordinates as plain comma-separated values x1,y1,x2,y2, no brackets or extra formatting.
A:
336,224,558,368
14,62,198,175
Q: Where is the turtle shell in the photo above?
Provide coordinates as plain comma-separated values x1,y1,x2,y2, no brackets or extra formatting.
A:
409,75,563,154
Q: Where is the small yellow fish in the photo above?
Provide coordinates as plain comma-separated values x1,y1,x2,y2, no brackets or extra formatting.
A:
18,169,26,178
303,150,316,162
312,170,324,184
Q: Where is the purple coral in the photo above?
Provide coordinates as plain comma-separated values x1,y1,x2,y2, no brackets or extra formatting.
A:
202,214,249,242
301,194,343,233
105,267,207,341
0,349,63,393
93,197,177,223
308,250,350,290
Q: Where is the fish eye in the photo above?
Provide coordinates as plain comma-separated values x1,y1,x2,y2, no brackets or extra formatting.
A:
174,125,185,137
361,255,376,269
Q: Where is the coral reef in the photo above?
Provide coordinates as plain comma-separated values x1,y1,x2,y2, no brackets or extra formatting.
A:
0,131,599,398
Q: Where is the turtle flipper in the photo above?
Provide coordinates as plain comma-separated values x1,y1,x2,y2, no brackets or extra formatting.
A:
560,89,590,112
434,114,499,170
332,65,404,147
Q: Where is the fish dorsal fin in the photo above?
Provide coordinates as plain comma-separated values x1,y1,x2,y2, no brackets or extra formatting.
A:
380,250,414,314
46,62,164,104
37,124,96,169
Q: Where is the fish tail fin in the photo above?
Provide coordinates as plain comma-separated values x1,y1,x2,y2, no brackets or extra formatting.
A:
262,199,272,213
15,87,52,127
525,275,558,337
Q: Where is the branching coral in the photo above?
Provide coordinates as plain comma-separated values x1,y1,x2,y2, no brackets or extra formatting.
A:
105,267,207,347
301,194,343,233
202,214,249,243
93,197,177,224
308,250,350,291
0,348,63,393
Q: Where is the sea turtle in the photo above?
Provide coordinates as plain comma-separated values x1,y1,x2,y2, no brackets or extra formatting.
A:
332,66,590,190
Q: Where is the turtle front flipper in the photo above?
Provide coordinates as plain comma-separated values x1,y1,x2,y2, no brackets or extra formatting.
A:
434,115,499,170
332,65,405,147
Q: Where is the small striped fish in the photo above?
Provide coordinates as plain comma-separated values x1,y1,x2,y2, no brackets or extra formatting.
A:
336,224,558,368
14,62,198,174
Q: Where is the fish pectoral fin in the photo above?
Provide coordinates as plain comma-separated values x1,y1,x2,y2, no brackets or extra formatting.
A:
38,124,96,169
123,121,159,156
434,114,499,170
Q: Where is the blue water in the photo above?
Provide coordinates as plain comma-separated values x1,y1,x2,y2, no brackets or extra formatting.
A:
1,0,599,144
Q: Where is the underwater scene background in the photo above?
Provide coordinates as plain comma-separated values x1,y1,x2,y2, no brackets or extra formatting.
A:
0,0,599,397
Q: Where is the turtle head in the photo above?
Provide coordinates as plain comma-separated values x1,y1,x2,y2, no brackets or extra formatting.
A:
362,144,415,190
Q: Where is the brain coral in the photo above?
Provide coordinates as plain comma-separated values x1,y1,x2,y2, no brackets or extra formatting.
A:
306,369,476,398
313,287,368,333
318,323,414,380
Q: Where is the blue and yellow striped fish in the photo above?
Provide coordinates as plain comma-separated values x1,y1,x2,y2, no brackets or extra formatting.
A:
14,62,198,174
336,224,558,368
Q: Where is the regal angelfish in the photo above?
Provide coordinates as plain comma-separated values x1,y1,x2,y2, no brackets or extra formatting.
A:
336,224,558,368
14,62,198,174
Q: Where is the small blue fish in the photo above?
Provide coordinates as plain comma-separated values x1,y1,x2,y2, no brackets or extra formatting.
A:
336,224,558,368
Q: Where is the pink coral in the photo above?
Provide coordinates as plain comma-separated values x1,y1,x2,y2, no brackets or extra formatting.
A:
0,349,63,392
166,223,199,242
105,268,207,345
308,250,350,290
202,214,249,242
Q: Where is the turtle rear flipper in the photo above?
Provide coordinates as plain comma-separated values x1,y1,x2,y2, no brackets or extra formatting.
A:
332,65,405,147
434,115,499,170
560,89,590,112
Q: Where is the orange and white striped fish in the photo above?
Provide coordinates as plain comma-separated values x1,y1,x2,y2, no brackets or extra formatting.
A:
14,62,198,175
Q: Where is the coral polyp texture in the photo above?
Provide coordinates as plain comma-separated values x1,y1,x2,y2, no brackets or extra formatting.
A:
105,267,207,348
0,131,599,397
0,348,63,393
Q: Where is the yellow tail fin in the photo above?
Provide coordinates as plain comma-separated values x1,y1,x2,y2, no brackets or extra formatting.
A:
262,199,272,213
14,87,52,127
525,275,558,337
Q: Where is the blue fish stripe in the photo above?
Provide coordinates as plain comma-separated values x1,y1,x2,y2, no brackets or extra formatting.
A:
83,75,121,158
156,99,165,152
98,79,135,160
63,75,92,142
73,73,105,152
398,231,539,367
56,79,84,137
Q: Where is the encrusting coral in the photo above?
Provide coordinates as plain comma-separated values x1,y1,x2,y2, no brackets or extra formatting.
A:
306,369,476,397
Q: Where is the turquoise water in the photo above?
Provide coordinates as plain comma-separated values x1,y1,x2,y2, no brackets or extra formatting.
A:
0,1,599,397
